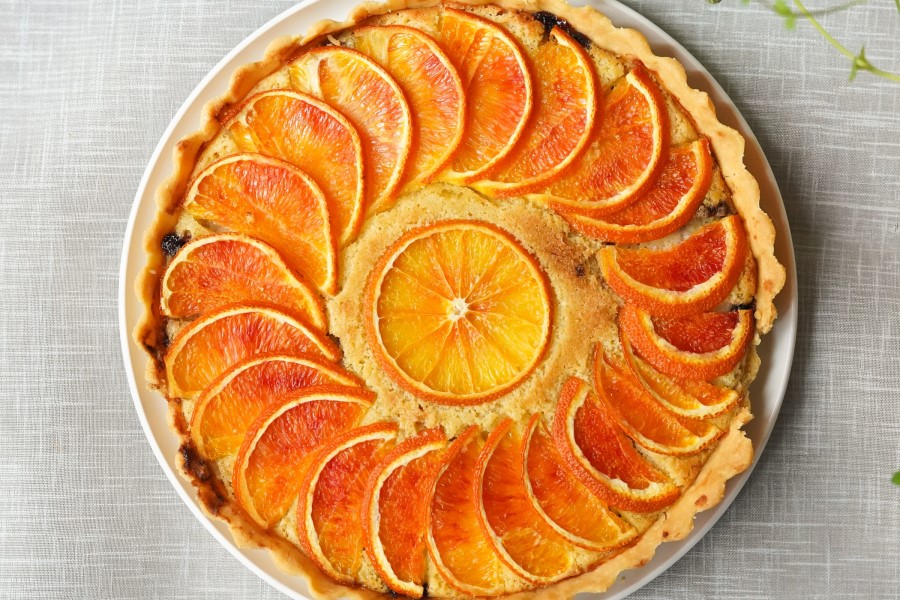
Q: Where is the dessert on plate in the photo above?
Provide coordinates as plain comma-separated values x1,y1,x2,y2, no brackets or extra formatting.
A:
135,1,785,597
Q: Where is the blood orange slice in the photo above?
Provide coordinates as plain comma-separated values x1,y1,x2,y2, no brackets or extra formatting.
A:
593,349,722,456
600,215,749,317
551,377,680,513
475,419,582,584
164,304,340,399
436,7,533,183
522,414,635,551
225,90,364,246
620,305,754,380
189,354,361,460
561,139,713,243
366,221,551,404
362,428,448,598
426,426,525,596
349,26,466,187
161,233,326,330
232,386,372,527
539,66,669,215
621,332,741,419
183,154,337,295
290,47,412,215
296,423,398,583
475,27,596,197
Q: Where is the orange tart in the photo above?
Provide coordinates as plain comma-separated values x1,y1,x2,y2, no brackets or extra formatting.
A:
135,1,785,598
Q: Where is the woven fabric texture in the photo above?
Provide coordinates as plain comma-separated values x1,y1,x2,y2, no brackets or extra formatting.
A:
1,0,898,598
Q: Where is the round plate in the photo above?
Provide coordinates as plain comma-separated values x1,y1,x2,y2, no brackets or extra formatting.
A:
118,1,798,598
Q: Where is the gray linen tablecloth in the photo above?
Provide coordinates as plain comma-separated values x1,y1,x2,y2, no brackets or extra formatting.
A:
1,0,898,598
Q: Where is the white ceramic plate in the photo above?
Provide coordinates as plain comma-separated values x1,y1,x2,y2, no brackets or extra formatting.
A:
118,1,798,598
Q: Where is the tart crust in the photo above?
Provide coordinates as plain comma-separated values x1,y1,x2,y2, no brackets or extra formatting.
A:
133,1,785,598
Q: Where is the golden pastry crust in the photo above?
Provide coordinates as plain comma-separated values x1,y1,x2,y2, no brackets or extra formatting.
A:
133,1,784,598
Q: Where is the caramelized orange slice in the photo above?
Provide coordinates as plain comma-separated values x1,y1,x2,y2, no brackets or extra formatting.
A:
593,349,722,456
350,26,466,187
366,221,551,404
437,8,533,182
562,139,713,243
427,426,525,596
523,414,635,551
620,305,754,380
165,304,340,399
540,66,669,215
600,215,748,317
190,354,361,460
362,428,448,598
290,47,412,214
184,154,337,295
296,423,398,583
621,332,740,419
161,233,326,329
232,386,372,527
552,377,680,513
475,419,581,584
475,27,596,196
225,90,364,246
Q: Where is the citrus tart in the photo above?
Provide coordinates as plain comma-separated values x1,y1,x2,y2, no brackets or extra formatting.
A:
135,1,786,597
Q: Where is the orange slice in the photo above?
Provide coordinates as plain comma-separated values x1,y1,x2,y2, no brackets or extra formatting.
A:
160,233,326,329
539,66,669,216
475,418,581,584
600,215,749,317
232,385,372,527
164,304,340,399
190,354,361,460
522,414,635,551
366,221,551,404
350,25,466,187
436,7,533,182
474,27,596,197
620,304,754,380
362,428,448,598
593,348,722,456
290,47,412,215
561,139,713,243
551,377,680,513
621,332,741,419
296,423,398,583
183,154,337,295
426,426,525,596
224,90,364,246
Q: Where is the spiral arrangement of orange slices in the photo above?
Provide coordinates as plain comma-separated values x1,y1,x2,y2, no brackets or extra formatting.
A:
153,4,759,598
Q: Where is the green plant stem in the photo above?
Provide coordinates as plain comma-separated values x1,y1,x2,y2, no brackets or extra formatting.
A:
794,0,900,82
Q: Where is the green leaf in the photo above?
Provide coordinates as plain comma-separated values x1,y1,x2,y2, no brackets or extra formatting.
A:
893,471,900,486
773,0,797,29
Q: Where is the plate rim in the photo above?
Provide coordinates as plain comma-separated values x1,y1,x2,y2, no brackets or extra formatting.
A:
117,1,799,598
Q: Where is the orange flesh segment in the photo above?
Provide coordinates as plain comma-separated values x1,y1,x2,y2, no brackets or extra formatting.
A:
190,355,359,460
370,222,550,403
306,427,396,579
165,306,339,399
438,8,531,180
546,67,667,212
653,311,741,353
351,26,465,186
524,415,633,550
429,427,518,594
371,430,447,594
235,389,370,527
185,155,336,294
290,48,411,214
162,234,325,329
563,140,713,243
479,420,576,581
479,28,595,194
226,91,364,246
